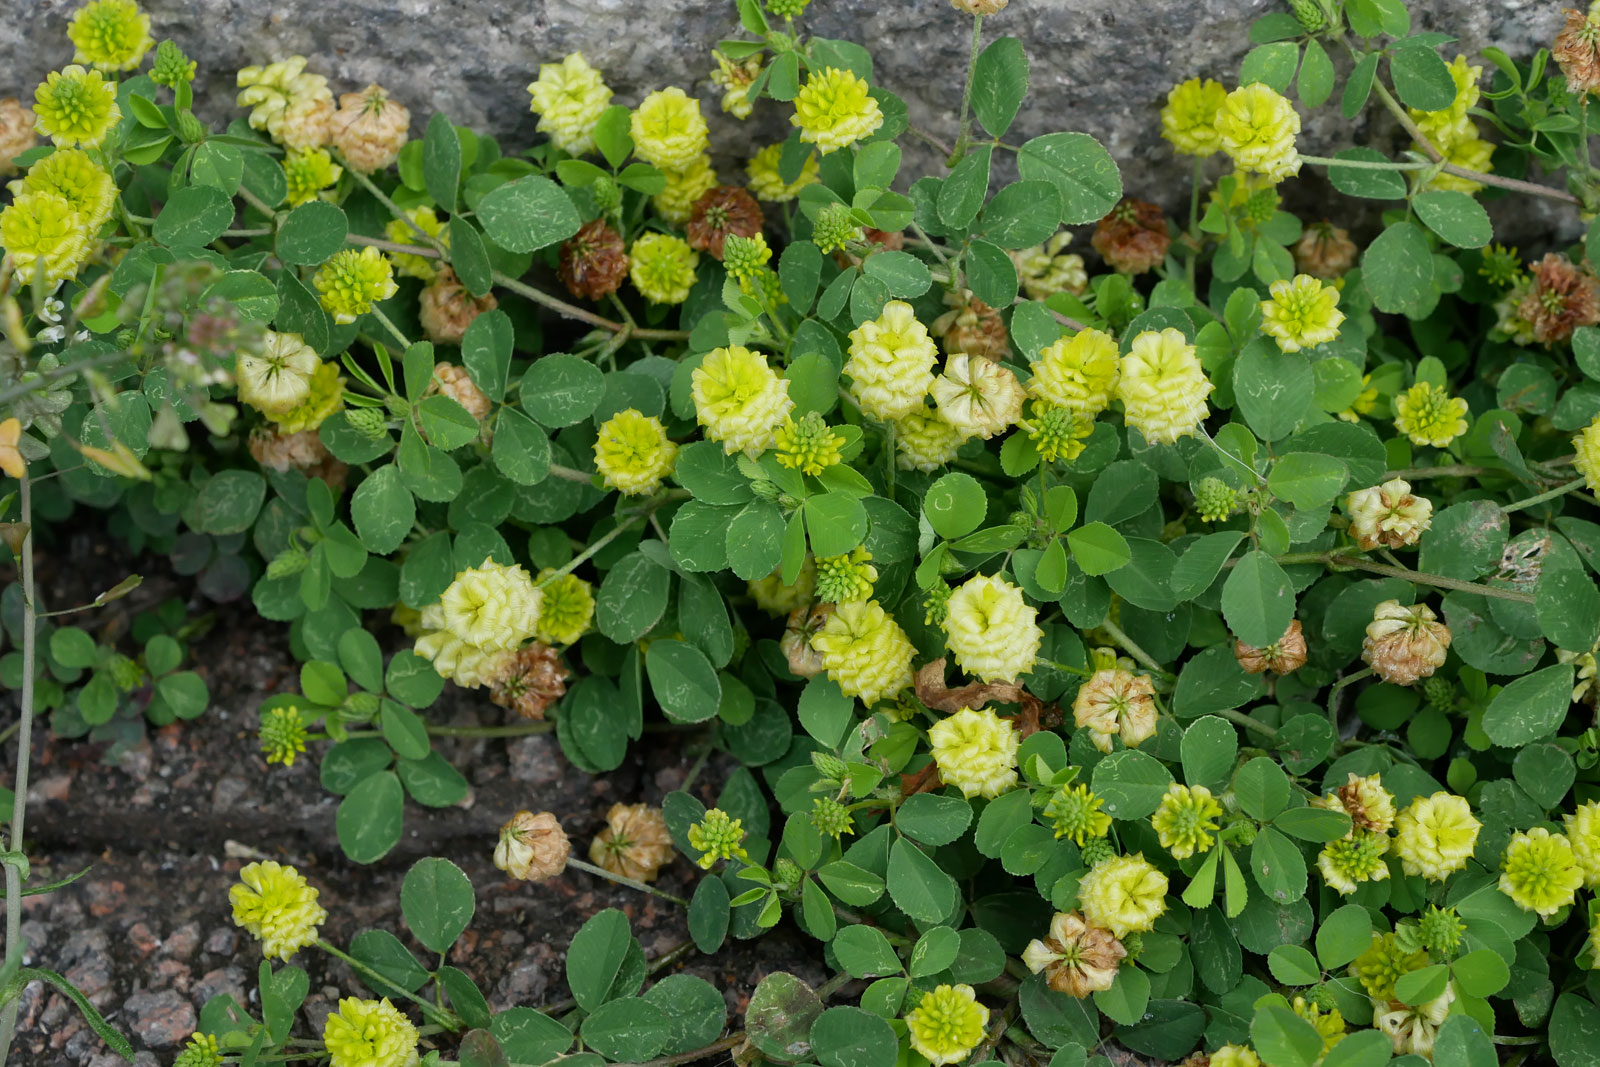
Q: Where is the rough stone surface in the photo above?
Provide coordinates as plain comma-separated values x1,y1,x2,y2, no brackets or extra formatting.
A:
1,1,1577,240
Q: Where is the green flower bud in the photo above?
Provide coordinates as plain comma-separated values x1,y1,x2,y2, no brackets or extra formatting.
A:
342,691,382,720
1423,675,1455,712
1194,477,1238,523
750,478,783,501
1288,0,1326,32
811,751,849,779
176,110,208,144
811,203,861,255
1120,932,1143,959
810,796,856,839
108,653,146,692
591,175,622,214
266,549,309,580
151,41,198,88
1079,836,1115,869
345,406,390,439
774,857,803,886
1418,905,1466,957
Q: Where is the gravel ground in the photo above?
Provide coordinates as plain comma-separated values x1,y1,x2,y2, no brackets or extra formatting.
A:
4,532,827,1066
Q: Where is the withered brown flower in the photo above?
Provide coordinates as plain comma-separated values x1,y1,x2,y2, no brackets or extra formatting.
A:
488,643,570,720
428,362,492,421
558,219,629,300
419,266,499,345
1020,911,1127,997
589,803,674,883
495,810,570,882
1555,9,1600,94
1517,253,1600,345
1362,601,1451,686
1234,619,1308,675
932,289,1010,361
1091,198,1171,275
1293,221,1358,279
686,186,764,260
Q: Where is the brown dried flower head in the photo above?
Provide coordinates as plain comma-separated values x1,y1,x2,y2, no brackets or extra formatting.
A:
1331,772,1396,834
951,0,1007,13
1072,668,1157,753
559,220,630,300
1517,253,1600,345
489,643,570,721
1293,221,1358,279
429,362,492,421
932,289,1010,361
1234,619,1308,675
589,802,675,883
248,425,348,489
419,266,499,345
1362,600,1451,686
782,603,833,678
1021,910,1127,997
331,83,410,173
1346,478,1432,551
1556,9,1600,94
495,810,570,882
0,98,38,176
687,186,764,260
1091,198,1171,275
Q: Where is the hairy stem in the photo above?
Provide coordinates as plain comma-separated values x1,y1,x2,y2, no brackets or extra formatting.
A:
1274,552,1536,604
951,14,984,164
317,939,461,1030
565,857,690,907
0,479,35,1064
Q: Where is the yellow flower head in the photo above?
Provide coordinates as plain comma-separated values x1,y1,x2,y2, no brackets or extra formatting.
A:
775,411,846,476
1422,125,1495,194
0,190,93,286
1260,273,1344,353
314,246,398,324
236,331,319,416
593,408,678,495
630,86,708,171
746,142,819,202
1150,783,1223,860
1210,1047,1262,1067
1393,382,1469,449
33,66,120,148
1161,77,1228,156
527,52,613,156
628,231,700,305
1317,829,1391,895
1045,783,1112,846
748,557,816,615
259,705,308,766
791,67,883,155
382,206,445,279
1351,931,1427,1000
534,570,595,647
809,598,915,706
1013,231,1088,301
1292,997,1346,1057
1077,853,1168,938
894,406,968,471
1216,82,1301,183
412,634,513,689
652,153,719,224
1499,827,1584,917
1028,327,1121,418
691,344,794,456
0,419,26,480
176,1032,222,1067
818,546,878,608
941,572,1041,683
236,56,334,152
1409,54,1483,142
687,808,748,869
1565,799,1600,887
711,50,763,120
432,558,541,652
905,984,988,1067
931,353,1026,440
229,860,327,960
845,299,940,422
67,0,154,72
323,997,419,1067
281,149,344,209
927,705,1020,799
16,147,117,232
1115,328,1213,445
1574,413,1600,491
268,360,345,434
1026,402,1093,463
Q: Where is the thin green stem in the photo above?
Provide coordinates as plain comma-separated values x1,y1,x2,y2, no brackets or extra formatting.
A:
1274,552,1536,604
368,307,411,349
346,234,442,259
950,14,983,163
565,857,690,907
548,463,597,485
537,508,652,586
1213,706,1278,740
628,1035,743,1067
1501,477,1586,515
236,182,278,221
1098,618,1173,679
1298,154,1433,171
317,939,461,1029
0,478,35,1064
491,271,689,342
1384,464,1497,480
1327,668,1372,733
0,351,130,409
